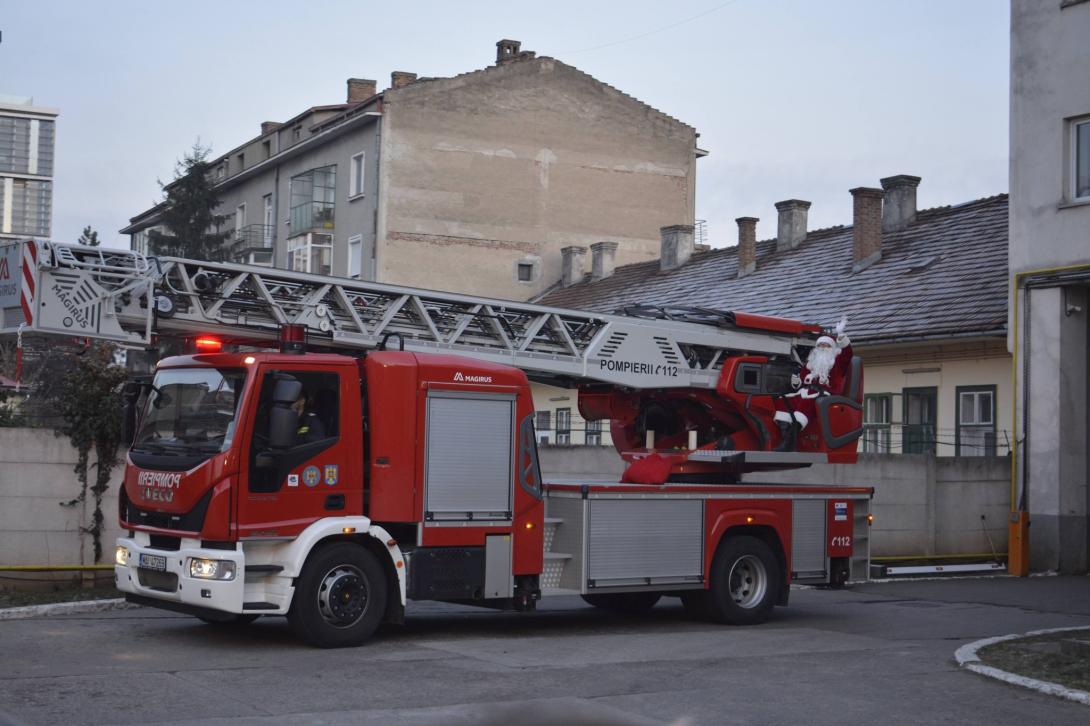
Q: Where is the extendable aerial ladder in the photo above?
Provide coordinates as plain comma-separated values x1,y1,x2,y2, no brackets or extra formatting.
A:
2,241,822,390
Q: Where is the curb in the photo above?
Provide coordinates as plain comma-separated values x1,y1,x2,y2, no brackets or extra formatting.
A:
955,626,1090,705
0,598,139,621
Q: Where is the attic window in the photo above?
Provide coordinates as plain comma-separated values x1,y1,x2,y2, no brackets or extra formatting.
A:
906,254,944,274
517,263,533,282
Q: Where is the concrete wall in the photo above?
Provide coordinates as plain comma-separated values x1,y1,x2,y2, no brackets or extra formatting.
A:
1010,0,1090,572
540,445,1010,558
0,428,124,572
379,57,699,300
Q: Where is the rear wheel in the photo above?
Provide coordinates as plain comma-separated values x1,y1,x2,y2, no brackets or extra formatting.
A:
288,542,387,648
705,535,780,625
581,592,662,613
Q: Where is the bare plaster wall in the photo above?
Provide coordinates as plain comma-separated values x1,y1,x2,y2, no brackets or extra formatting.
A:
379,58,698,300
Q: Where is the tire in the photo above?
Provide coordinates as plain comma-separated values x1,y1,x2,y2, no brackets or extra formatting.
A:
581,592,661,613
288,542,387,648
196,613,260,626
705,535,780,625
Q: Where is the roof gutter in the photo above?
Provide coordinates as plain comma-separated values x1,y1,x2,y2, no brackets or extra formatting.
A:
855,328,1008,348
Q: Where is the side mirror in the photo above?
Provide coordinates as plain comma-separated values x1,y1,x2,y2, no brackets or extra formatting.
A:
269,405,299,449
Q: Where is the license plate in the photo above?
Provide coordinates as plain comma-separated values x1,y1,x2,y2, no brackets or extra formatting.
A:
139,553,167,571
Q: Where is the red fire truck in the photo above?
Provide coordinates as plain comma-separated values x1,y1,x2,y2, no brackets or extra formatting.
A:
3,240,872,648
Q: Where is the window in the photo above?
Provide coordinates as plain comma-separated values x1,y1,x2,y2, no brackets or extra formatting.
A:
287,233,333,276
1075,118,1090,201
349,152,365,198
535,410,551,444
262,140,272,159
249,370,340,492
862,394,891,453
289,166,336,236
347,234,363,279
292,125,302,142
234,203,246,240
586,419,602,446
957,386,996,457
517,263,533,282
262,194,274,246
556,408,571,445
236,152,245,172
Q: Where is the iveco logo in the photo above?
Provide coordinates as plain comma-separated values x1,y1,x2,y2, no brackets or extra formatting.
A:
453,371,493,384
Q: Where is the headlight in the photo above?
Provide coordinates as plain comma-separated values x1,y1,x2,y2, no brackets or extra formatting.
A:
115,546,130,566
188,558,237,581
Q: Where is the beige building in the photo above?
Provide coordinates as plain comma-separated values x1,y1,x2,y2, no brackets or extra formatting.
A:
537,178,1011,459
122,39,703,302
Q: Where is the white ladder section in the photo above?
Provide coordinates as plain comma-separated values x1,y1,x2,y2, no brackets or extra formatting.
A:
3,240,810,389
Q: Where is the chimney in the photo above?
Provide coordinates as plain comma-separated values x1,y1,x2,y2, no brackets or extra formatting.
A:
561,246,587,287
261,121,281,136
391,71,417,89
496,39,521,64
880,175,921,232
736,217,758,278
346,78,377,103
774,199,810,252
660,225,695,272
590,241,619,280
850,187,884,272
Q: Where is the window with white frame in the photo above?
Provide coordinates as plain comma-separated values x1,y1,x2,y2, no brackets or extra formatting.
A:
957,386,996,457
1075,118,1090,201
234,203,246,240
347,234,363,279
349,152,365,198
862,394,892,453
585,419,602,446
535,410,551,445
287,233,333,276
556,408,571,445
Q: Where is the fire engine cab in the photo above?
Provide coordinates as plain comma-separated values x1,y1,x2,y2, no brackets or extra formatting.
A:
3,240,873,648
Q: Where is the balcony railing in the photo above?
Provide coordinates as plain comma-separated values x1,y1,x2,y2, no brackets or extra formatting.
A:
289,202,335,237
230,224,274,252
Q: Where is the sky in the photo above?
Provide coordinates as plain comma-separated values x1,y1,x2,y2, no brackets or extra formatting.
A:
1,0,1010,249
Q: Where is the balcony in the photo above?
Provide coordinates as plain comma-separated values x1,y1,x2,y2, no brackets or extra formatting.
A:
230,224,274,265
289,201,335,237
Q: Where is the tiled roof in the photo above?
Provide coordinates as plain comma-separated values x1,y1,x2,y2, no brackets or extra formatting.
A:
539,194,1009,344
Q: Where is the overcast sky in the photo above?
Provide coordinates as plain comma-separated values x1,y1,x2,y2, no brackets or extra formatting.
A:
2,0,1009,249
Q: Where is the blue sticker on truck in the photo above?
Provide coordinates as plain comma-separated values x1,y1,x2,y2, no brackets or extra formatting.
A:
324,464,339,486
302,466,321,487
834,502,848,521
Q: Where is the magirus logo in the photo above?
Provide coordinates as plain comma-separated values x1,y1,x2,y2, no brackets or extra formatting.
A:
453,371,493,384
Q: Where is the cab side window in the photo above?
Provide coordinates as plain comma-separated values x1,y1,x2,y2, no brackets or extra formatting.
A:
249,370,340,492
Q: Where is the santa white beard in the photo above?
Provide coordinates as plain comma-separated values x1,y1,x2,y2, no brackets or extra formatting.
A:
806,346,838,386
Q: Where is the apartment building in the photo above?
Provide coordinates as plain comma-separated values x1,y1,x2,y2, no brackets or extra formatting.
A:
1010,0,1090,572
0,95,57,242
123,40,704,301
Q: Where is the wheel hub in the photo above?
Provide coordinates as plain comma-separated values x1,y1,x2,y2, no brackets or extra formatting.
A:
728,554,768,609
317,565,369,628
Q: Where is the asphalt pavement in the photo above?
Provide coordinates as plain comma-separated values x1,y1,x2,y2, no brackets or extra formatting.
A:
1,575,1088,725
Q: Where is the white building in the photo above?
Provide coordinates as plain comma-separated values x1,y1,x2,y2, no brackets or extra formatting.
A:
0,95,57,241
1009,0,1090,573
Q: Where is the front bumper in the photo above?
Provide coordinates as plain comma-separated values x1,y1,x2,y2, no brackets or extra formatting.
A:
114,533,246,614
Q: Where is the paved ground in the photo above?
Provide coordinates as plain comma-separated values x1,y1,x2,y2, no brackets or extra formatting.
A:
1,576,1088,725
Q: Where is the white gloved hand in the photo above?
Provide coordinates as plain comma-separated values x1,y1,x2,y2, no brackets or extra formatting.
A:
803,372,815,385
834,316,848,337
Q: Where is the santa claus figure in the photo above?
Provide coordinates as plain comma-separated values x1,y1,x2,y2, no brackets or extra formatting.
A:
774,318,852,452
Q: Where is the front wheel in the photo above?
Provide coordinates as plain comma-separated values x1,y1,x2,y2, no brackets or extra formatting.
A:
288,542,387,648
581,592,662,613
705,535,780,625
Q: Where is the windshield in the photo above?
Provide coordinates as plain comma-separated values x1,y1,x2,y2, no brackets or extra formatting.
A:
132,367,247,456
